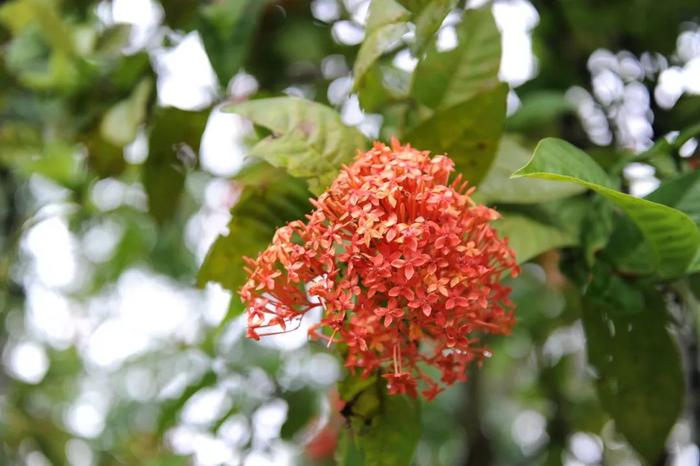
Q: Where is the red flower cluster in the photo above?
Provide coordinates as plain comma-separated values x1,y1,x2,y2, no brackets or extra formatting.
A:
240,139,518,399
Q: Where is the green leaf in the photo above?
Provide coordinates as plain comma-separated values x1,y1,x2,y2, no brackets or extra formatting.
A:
245,133,345,194
689,251,700,274
602,214,655,276
336,429,365,466
646,169,700,225
353,0,410,90
395,0,430,12
636,121,700,176
603,169,700,276
602,169,700,276
475,137,585,204
224,97,367,194
512,138,614,187
280,388,319,440
197,164,312,293
198,0,269,87
582,288,683,464
339,374,420,466
512,138,700,278
366,0,410,32
100,77,152,147
354,23,409,91
406,84,507,183
358,394,420,466
357,64,411,113
539,195,590,239
586,265,645,315
339,373,380,406
411,6,501,110
143,108,208,224
493,213,578,264
411,0,458,55
581,197,615,267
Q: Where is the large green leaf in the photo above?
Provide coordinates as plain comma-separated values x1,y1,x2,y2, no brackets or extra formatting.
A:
690,255,700,273
353,0,409,90
395,0,430,12
357,64,411,113
602,171,700,276
475,137,584,204
197,163,312,293
580,197,615,267
336,429,365,466
391,0,458,56
646,169,700,225
198,0,268,87
365,0,410,33
339,374,420,466
586,265,646,316
244,132,348,194
223,97,367,194
512,138,614,187
280,388,319,440
359,394,420,466
582,287,683,464
354,24,408,92
512,138,700,278
411,6,500,110
602,215,655,276
494,213,578,264
406,84,507,183
143,108,209,224
411,0,458,56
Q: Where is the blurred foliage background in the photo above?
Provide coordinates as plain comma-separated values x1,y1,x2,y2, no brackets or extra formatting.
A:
1,0,700,465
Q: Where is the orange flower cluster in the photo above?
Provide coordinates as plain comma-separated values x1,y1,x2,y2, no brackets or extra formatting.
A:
240,139,519,399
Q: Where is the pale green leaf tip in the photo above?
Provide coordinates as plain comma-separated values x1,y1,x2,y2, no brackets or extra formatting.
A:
509,137,558,179
509,168,526,179
509,158,534,179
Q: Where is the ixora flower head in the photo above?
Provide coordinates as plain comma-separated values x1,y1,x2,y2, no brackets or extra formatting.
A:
240,139,519,399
